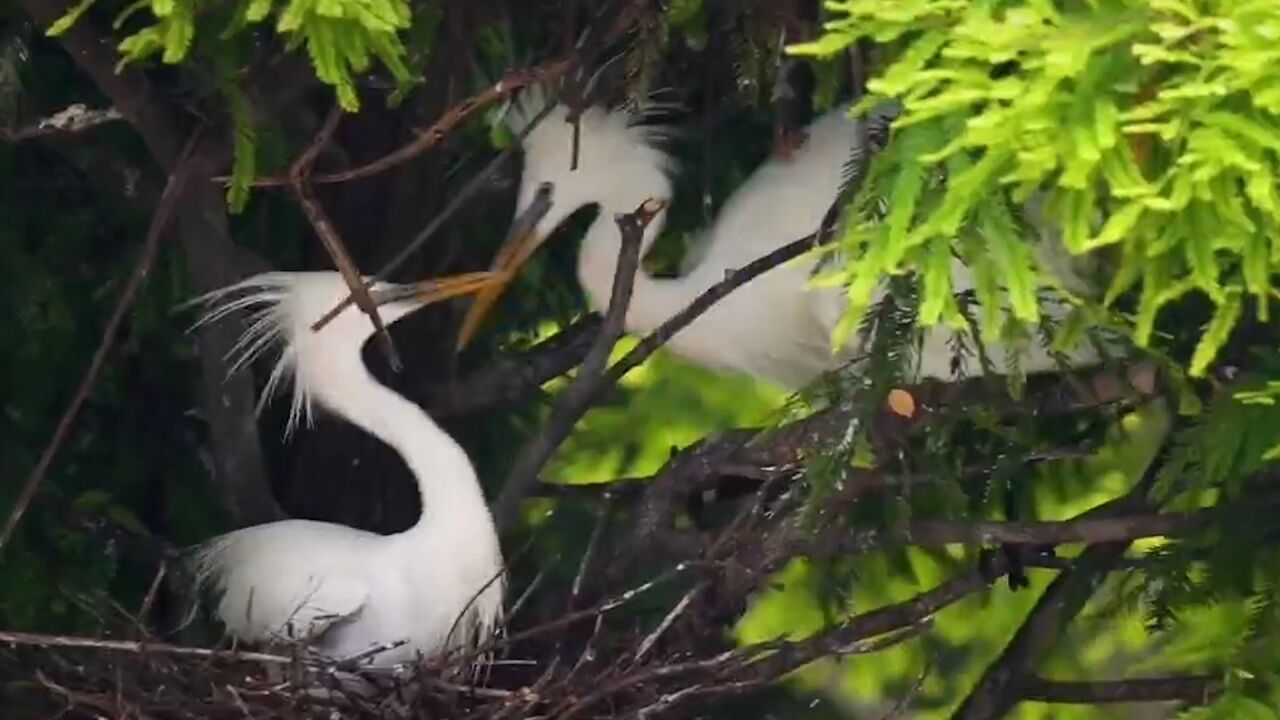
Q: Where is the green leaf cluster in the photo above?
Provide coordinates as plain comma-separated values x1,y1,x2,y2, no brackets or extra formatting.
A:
48,0,417,111
793,0,1280,378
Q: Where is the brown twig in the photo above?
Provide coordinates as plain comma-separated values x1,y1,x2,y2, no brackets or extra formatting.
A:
420,315,602,417
494,198,668,531
302,0,652,334
285,106,402,370
950,448,1170,720
2,630,293,665
0,129,203,555
222,61,573,189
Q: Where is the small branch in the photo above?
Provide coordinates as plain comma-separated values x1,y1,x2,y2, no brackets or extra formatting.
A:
0,630,292,665
853,510,1203,550
420,316,601,417
601,232,821,392
306,1,653,331
322,65,560,187
1,103,125,142
635,583,704,662
950,457,1168,720
1021,675,1223,705
286,106,401,370
495,198,667,531
0,129,203,555
227,61,573,188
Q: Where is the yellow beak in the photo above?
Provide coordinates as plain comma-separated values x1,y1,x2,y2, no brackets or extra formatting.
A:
454,183,556,351
373,271,515,307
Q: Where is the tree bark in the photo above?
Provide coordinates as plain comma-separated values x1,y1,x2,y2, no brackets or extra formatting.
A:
18,0,282,526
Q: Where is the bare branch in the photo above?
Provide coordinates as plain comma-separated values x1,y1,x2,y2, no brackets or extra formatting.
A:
950,450,1171,720
227,62,573,189
1021,675,1223,705
0,129,203,555
495,198,667,531
0,630,292,665
420,316,601,417
286,106,402,370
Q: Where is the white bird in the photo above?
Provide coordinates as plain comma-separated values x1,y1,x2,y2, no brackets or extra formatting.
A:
456,88,1102,389
188,270,506,668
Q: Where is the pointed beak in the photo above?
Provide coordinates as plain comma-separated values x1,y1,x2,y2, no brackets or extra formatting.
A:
372,271,512,307
455,182,556,351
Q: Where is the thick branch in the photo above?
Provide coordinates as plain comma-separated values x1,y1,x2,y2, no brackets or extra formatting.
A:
1021,675,1223,705
420,316,601,417
20,1,286,525
16,1,186,165
1,103,124,142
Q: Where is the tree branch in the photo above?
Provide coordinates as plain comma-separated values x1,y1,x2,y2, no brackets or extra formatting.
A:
1021,675,1223,705
286,105,401,369
228,61,573,188
950,448,1170,720
421,316,602,417
1,103,124,142
495,198,667,530
0,129,203,554
19,1,286,526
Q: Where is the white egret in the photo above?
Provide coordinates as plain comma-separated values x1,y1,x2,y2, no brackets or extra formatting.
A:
456,89,1102,389
189,270,506,668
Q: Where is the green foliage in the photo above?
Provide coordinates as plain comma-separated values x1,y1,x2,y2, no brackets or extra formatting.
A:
221,79,256,213
548,336,788,484
48,0,418,111
794,0,1280,377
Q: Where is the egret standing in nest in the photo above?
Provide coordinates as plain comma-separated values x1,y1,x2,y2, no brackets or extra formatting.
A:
455,88,1102,389
189,270,506,668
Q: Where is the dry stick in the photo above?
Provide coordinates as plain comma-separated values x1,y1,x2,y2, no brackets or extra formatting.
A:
494,198,667,531
229,61,573,189
0,630,293,665
306,91,564,333
634,583,704,662
286,106,402,370
953,542,1132,720
421,315,601,417
284,0,647,332
0,129,203,555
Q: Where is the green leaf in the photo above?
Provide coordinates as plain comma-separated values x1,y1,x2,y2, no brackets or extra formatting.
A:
918,236,957,326
245,0,275,22
223,83,257,214
978,198,1039,324
46,0,98,37
1189,291,1241,377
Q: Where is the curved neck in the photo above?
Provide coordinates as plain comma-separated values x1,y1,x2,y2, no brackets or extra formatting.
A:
316,359,491,535
577,210,709,334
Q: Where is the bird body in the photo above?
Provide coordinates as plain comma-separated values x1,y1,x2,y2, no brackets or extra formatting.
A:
459,90,1102,388
191,272,504,667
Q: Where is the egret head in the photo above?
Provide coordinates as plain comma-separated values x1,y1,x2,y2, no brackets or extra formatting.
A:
455,87,676,349
192,271,502,432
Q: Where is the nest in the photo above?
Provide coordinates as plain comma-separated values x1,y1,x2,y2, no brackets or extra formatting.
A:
0,599,846,720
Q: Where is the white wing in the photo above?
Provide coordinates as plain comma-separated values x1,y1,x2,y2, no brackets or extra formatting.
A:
192,519,377,644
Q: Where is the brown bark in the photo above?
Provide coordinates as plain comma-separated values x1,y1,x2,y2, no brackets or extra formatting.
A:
18,0,282,525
